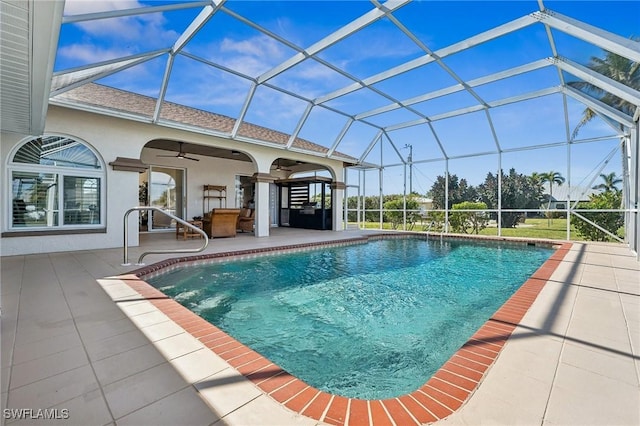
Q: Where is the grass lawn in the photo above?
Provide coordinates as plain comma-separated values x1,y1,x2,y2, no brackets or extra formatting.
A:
356,218,583,241
478,218,581,240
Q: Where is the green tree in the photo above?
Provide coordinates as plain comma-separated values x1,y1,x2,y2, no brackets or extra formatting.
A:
450,201,488,234
383,197,421,229
347,194,414,223
569,42,637,211
427,174,477,209
530,172,544,188
573,191,624,241
477,168,543,228
539,171,565,209
592,172,622,192
569,39,640,140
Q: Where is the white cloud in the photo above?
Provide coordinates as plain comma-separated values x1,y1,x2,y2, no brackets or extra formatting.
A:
64,0,142,15
57,44,132,64
64,0,178,45
216,35,289,76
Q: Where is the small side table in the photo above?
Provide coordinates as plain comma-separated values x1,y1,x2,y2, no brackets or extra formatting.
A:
176,220,203,240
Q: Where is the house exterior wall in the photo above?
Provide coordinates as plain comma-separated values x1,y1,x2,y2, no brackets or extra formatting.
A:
2,105,347,256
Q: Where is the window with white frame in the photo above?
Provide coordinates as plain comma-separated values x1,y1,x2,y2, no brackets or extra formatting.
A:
9,136,105,229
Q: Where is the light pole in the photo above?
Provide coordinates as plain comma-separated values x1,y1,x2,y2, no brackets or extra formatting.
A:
404,144,413,194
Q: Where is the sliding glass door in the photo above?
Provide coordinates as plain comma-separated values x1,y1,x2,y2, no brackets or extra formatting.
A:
144,166,185,231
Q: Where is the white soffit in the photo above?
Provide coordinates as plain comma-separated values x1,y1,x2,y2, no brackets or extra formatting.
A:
0,0,63,136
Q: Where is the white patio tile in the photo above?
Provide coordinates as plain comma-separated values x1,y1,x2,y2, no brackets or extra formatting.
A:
92,343,167,386
9,346,89,389
467,363,553,418
544,363,640,426
153,332,204,361
117,387,221,426
12,329,83,364
10,388,113,426
116,299,158,317
444,392,544,425
6,365,99,410
127,309,172,329
102,363,190,419
220,394,318,426
83,328,149,362
1,368,9,394
76,316,138,343
96,281,141,301
139,320,186,342
492,334,563,384
170,348,230,384
13,318,77,347
560,341,638,386
194,368,262,418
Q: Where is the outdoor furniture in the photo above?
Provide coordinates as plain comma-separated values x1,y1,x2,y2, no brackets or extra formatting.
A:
175,220,203,240
203,208,241,238
237,208,255,233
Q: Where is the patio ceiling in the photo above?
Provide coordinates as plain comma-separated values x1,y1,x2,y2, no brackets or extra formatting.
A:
3,0,639,167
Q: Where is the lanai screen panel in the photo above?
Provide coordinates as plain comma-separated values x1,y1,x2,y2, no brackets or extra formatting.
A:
51,1,638,186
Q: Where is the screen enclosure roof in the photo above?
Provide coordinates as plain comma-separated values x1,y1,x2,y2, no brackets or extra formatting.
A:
2,0,639,169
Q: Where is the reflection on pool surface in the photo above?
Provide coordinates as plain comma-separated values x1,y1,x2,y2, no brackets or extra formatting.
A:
149,238,553,399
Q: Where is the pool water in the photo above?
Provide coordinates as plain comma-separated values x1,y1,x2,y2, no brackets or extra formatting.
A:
149,238,553,399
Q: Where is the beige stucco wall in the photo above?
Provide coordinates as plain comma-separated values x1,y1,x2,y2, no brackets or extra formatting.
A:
2,105,347,256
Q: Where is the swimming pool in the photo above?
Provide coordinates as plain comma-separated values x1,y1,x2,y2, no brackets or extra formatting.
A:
148,237,553,399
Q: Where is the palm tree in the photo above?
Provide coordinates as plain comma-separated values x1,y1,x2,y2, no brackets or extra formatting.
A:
569,41,638,216
540,171,565,224
570,39,640,140
530,172,543,187
540,171,566,206
592,172,623,193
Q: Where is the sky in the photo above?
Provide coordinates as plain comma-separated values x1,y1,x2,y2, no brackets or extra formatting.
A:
54,1,640,195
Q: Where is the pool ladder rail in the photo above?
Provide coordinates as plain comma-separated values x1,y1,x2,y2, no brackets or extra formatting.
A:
122,206,209,266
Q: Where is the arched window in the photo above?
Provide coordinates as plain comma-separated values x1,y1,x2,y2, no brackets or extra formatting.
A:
9,135,105,230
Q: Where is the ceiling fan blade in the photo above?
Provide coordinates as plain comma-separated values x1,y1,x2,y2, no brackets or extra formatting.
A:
183,156,199,161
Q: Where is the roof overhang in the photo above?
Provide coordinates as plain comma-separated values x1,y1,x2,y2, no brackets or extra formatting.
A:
0,0,64,136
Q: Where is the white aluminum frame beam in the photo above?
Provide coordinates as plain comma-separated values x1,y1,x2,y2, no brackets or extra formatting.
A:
315,14,538,105
564,85,635,128
153,1,224,122
555,57,640,107
487,86,561,108
51,50,167,96
286,103,313,148
535,10,640,63
327,118,354,157
357,58,553,120
172,2,223,55
359,130,384,164
256,0,409,84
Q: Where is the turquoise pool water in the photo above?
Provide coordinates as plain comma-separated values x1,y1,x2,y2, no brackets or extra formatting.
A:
149,238,553,399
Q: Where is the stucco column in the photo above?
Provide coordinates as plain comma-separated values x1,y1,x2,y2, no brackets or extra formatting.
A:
331,181,346,231
252,173,276,237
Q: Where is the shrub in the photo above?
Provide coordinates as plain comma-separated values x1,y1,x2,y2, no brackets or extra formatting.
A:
573,191,624,241
383,198,421,229
450,201,489,234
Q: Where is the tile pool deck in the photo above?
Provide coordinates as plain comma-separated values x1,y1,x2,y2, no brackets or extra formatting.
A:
1,229,639,425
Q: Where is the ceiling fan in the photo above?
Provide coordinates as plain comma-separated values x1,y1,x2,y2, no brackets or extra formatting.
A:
158,142,199,161
271,159,292,171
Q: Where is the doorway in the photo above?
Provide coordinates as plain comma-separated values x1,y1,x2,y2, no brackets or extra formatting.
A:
139,166,185,231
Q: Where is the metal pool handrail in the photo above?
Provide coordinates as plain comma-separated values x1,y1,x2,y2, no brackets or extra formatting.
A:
122,206,209,265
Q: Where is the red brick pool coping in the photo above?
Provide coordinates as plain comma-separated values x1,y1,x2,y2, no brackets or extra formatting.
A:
118,235,572,425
